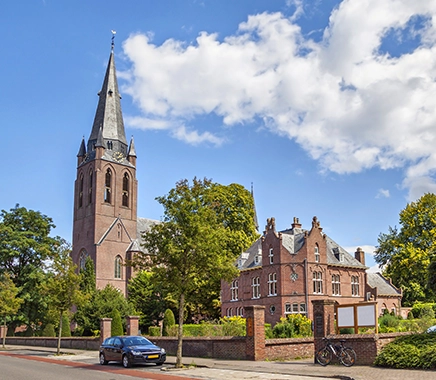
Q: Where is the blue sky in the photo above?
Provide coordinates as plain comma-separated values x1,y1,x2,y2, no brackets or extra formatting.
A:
2,0,436,272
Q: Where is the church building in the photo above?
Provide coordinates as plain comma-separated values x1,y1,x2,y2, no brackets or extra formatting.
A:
70,41,154,296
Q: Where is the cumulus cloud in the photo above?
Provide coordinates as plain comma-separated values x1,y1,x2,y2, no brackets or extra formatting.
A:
122,0,436,199
376,189,390,198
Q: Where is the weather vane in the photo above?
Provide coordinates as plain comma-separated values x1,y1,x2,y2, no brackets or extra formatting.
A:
111,30,116,50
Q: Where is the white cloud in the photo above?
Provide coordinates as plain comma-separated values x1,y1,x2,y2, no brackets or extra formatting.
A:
122,0,436,200
376,188,390,198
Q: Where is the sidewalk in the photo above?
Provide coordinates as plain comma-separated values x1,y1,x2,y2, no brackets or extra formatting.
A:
1,345,435,380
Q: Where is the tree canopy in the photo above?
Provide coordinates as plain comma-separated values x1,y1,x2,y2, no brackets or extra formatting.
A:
133,178,259,367
375,193,436,305
0,205,60,332
0,273,22,347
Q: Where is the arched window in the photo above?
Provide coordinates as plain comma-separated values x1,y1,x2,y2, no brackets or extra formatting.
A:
114,255,122,279
268,247,274,264
122,173,129,207
351,275,359,296
88,170,93,204
332,274,341,295
104,169,112,203
79,249,88,270
315,244,320,262
78,173,84,208
313,271,323,294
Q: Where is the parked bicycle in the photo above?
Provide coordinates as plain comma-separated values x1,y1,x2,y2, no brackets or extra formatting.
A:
315,337,356,367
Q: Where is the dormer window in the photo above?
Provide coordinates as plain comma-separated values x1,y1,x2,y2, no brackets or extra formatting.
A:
269,248,274,264
254,255,259,265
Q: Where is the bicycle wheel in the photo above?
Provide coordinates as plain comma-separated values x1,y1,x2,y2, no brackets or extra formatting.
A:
316,347,332,366
340,347,356,367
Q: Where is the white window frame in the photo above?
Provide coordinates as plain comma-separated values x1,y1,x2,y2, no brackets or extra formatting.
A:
269,248,274,264
268,272,277,296
351,275,360,296
313,271,323,294
252,276,260,299
315,245,320,263
332,274,341,296
231,280,239,301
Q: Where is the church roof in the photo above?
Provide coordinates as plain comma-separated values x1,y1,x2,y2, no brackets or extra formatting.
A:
87,48,127,152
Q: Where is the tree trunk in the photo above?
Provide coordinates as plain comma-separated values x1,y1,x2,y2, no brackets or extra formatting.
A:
176,292,185,368
2,317,6,348
57,311,63,355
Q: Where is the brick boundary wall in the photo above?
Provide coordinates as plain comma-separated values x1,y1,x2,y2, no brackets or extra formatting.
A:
4,337,100,350
266,337,314,360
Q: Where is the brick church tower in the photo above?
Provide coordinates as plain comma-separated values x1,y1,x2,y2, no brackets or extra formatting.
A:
71,41,138,296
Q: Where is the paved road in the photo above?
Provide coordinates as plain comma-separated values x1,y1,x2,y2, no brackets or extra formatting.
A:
2,345,436,380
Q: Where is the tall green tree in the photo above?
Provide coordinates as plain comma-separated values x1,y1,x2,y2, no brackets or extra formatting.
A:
0,273,23,347
375,193,436,305
43,240,86,354
74,284,135,336
0,205,60,333
133,178,258,367
127,270,172,332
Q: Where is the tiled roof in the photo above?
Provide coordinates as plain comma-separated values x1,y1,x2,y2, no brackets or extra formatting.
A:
367,272,402,296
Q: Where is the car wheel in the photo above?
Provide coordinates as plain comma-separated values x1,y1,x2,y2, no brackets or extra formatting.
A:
122,354,132,368
99,353,108,365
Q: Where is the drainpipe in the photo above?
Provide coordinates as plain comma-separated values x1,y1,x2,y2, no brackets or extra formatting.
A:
304,258,309,318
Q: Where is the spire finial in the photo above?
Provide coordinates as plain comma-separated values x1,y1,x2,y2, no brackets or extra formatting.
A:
111,30,116,50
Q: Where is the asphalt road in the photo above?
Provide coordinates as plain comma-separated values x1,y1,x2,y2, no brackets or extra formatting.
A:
0,353,196,380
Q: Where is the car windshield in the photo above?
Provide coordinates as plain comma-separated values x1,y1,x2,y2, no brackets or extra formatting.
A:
123,337,153,346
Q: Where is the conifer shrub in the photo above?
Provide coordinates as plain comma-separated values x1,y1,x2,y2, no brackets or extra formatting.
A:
162,309,175,336
61,314,71,337
42,323,56,337
111,309,123,336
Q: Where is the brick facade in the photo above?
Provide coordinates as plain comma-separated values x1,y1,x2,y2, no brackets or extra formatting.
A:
221,217,402,326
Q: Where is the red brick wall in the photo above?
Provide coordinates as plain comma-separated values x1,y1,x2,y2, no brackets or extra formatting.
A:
266,338,314,360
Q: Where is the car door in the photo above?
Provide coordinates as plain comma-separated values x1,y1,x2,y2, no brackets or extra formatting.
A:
103,337,115,361
113,337,123,362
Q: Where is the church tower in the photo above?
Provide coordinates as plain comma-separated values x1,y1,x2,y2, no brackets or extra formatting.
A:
71,39,138,295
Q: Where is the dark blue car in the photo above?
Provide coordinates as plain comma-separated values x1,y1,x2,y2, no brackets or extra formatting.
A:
99,335,166,368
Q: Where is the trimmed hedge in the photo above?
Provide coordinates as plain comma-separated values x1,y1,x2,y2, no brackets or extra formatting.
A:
375,332,436,369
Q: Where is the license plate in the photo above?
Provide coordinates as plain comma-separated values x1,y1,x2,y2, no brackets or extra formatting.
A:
148,354,159,359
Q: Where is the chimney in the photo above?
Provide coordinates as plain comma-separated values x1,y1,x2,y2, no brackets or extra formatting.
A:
291,217,302,229
354,247,365,265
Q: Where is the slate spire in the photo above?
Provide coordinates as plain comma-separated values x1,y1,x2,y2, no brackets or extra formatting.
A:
87,43,127,155
251,183,259,232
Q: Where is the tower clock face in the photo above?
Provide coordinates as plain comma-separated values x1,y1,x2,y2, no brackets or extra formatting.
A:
112,151,124,162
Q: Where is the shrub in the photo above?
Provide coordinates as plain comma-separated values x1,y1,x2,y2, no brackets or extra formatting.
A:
61,314,71,337
148,326,161,336
410,303,436,319
378,314,400,332
272,314,312,338
162,309,175,336
42,323,56,337
339,328,355,334
111,309,123,336
265,324,273,339
221,316,246,337
375,333,436,369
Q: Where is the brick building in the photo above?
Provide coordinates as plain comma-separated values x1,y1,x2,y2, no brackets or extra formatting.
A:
221,216,402,326
70,42,155,296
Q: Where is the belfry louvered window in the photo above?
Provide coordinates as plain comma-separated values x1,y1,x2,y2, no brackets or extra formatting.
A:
78,173,84,208
122,173,129,207
88,170,93,204
104,169,112,203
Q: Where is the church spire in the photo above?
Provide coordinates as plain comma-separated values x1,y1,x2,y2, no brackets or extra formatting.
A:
87,34,127,156
251,182,259,232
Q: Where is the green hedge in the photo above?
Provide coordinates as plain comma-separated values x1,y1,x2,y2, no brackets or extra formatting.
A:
375,333,436,369
164,316,246,337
